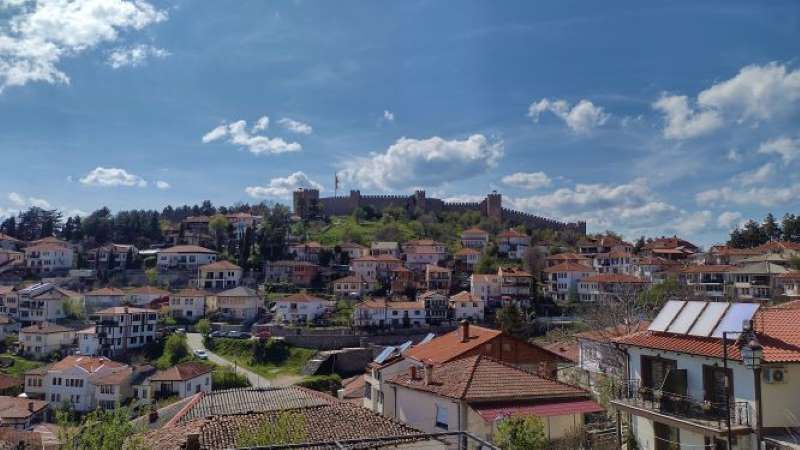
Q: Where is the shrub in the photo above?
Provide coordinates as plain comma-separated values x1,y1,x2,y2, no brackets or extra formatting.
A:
212,366,251,390
297,374,342,395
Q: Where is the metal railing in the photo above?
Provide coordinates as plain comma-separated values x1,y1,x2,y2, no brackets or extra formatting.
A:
235,431,499,449
613,379,750,429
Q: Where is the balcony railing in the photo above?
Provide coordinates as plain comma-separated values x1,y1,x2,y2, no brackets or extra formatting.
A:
612,380,751,431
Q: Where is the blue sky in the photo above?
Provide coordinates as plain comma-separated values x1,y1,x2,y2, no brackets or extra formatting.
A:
1,0,799,247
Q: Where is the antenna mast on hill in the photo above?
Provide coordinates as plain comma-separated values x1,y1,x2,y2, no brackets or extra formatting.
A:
334,172,340,197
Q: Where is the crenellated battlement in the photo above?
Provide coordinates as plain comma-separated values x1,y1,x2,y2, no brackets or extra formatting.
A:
293,188,584,234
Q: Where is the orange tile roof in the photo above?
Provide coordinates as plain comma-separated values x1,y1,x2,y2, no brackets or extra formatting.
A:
497,229,528,239
455,247,480,256
173,288,209,297
449,291,473,302
150,362,212,382
778,271,800,280
461,227,489,236
543,262,596,273
680,264,735,273
200,260,242,271
544,341,579,363
615,306,800,363
0,373,23,391
425,264,451,273
333,274,367,284
127,286,170,296
50,355,126,373
0,397,48,419
84,287,126,296
403,324,501,364
20,322,74,334
277,293,326,303
355,298,424,310
546,252,589,261
389,355,588,401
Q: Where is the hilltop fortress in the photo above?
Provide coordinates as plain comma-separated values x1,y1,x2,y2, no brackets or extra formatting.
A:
293,189,586,234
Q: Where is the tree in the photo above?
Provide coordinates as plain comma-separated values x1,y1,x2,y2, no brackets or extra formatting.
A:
763,213,781,241
58,404,147,450
157,334,191,369
474,254,498,274
494,416,548,450
633,236,646,255
209,214,230,250
496,303,526,338
196,318,211,336
783,214,800,242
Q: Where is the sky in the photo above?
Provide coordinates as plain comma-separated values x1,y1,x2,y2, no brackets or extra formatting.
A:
1,0,799,247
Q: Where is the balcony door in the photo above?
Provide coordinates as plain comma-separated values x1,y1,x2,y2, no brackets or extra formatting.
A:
654,422,679,450
642,356,686,395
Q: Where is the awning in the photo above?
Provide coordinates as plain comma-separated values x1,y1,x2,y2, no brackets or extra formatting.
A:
473,399,605,422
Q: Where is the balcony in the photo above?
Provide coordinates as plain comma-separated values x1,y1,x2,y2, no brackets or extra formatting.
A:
610,380,751,436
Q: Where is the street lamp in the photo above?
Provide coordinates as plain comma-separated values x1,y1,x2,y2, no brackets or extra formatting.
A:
741,336,763,448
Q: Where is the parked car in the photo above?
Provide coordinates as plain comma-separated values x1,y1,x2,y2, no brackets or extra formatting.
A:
175,328,186,335
227,331,251,339
194,350,208,360
209,330,225,338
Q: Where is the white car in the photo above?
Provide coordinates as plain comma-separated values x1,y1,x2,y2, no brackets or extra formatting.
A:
194,350,208,360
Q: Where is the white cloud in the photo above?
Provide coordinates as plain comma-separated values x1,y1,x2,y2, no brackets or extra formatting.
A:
757,136,800,164
106,44,169,69
252,116,269,132
202,118,302,155
79,167,147,187
653,62,800,140
652,94,723,139
672,210,712,236
340,134,503,191
528,98,609,133
155,180,170,190
727,148,742,162
8,192,50,209
0,0,167,91
501,172,552,190
278,117,313,135
245,171,323,198
717,211,743,230
735,162,775,186
696,184,800,208
383,110,395,122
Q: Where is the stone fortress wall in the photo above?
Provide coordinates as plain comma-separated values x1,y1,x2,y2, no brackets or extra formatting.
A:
293,188,586,234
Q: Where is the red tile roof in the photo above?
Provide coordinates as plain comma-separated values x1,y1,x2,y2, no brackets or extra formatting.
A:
498,229,528,239
50,355,126,373
150,362,212,382
455,247,480,256
473,399,604,421
615,306,800,363
200,260,242,271
0,373,22,391
461,227,489,236
162,245,216,254
277,293,326,303
403,324,501,364
543,262,596,273
389,355,588,401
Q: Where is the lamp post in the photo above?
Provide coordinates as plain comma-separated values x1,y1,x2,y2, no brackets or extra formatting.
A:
721,331,734,450
742,336,763,449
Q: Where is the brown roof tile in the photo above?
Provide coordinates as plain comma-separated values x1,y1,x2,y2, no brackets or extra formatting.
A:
150,362,212,382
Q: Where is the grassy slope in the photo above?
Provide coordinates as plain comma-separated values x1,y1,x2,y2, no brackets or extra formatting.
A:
308,217,419,246
0,353,44,378
210,340,316,380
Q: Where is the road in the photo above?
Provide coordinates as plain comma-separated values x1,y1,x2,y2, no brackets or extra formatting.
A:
186,333,271,388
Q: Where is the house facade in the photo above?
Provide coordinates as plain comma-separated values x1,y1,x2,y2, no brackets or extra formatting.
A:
91,307,159,356
148,362,212,400
353,298,426,328
460,227,489,250
264,260,320,287
274,293,329,324
157,245,217,271
543,262,596,302
19,322,75,359
24,242,74,274
169,288,207,321
211,286,261,321
197,260,243,291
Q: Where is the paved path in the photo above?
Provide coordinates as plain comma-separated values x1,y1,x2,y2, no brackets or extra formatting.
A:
186,333,271,388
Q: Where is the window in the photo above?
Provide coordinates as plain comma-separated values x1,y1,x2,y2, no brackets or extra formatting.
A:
435,404,449,429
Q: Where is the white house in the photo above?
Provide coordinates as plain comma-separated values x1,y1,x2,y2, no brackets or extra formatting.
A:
403,240,447,271
448,291,484,321
470,274,500,305
19,322,75,359
211,286,261,321
92,306,159,357
496,229,531,259
147,362,212,400
274,292,330,325
16,283,75,325
125,286,169,307
460,227,489,250
339,242,369,259
77,326,98,356
371,241,400,258
778,271,800,298
613,300,800,450
169,288,207,322
157,245,217,271
679,265,734,299
576,273,649,303
454,248,480,273
384,355,600,443
353,298,426,328
198,260,243,291
29,355,131,412
332,274,373,298
543,262,596,302
24,242,74,274
82,287,126,313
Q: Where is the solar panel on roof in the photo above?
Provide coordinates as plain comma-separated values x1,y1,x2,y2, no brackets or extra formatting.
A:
419,333,435,344
398,341,413,353
688,302,729,337
373,346,396,364
648,300,686,332
711,303,759,339
667,301,707,334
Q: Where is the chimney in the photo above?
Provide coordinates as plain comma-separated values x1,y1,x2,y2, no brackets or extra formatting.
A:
460,320,469,343
186,433,200,450
28,401,34,412
148,409,159,423
409,366,417,380
424,363,434,385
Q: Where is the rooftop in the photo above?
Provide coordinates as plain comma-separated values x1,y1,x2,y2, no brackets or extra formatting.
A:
543,262,596,273
150,362,212,382
20,321,74,334
216,286,258,297
0,396,48,419
161,245,217,254
199,260,242,271
389,354,588,402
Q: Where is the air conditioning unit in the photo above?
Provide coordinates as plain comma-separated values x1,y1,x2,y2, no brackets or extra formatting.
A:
764,367,787,384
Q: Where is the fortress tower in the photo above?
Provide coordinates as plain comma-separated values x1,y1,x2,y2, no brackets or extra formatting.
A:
485,191,502,221
292,188,320,219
